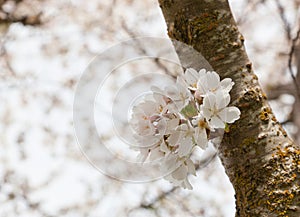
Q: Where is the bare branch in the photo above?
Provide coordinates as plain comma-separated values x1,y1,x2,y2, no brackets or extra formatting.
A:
121,20,177,79
275,0,291,40
288,27,300,100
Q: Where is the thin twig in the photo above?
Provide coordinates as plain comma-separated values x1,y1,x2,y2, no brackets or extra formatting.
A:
288,27,300,100
275,0,291,40
121,20,177,79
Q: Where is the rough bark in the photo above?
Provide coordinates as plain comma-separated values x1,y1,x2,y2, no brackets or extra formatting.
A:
158,0,300,216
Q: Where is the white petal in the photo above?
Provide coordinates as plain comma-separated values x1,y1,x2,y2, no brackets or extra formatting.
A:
198,68,206,77
220,78,234,92
165,85,177,98
156,118,167,134
166,103,179,113
183,178,193,190
188,68,199,78
186,158,196,175
219,106,241,123
203,93,216,109
210,116,225,129
178,137,193,157
196,79,207,95
206,71,220,90
195,127,208,149
151,85,163,94
165,118,180,134
201,106,213,120
191,118,197,126
215,91,230,109
185,68,198,86
162,158,178,174
149,147,164,161
136,149,149,163
134,134,161,147
164,174,176,183
153,94,166,108
138,120,156,136
168,132,181,146
142,101,157,116
177,123,189,131
172,164,188,180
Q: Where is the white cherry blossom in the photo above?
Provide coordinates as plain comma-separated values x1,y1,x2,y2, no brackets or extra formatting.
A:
178,68,206,90
151,83,191,111
136,139,170,163
196,70,234,96
201,91,240,129
167,124,195,157
130,67,241,189
130,93,176,138
164,157,196,190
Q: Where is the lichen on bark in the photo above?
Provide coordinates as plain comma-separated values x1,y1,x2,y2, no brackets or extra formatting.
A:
158,0,300,216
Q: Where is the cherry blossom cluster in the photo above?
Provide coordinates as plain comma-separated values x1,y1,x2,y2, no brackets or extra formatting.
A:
130,68,241,189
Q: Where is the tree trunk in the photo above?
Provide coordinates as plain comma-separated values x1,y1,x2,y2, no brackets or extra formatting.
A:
158,0,300,216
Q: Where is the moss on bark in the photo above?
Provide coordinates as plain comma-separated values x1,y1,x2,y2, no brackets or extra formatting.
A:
158,0,300,216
